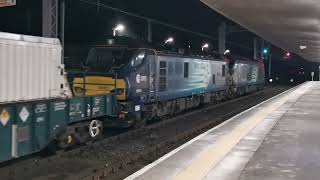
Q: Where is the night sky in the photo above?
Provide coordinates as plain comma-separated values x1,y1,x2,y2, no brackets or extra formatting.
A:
0,0,319,83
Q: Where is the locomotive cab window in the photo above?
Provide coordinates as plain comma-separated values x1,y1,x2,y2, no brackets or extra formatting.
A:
222,65,226,77
212,74,216,84
131,50,145,67
184,62,189,78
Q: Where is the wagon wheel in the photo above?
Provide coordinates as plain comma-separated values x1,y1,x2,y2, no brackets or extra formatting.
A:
89,120,102,138
57,133,75,149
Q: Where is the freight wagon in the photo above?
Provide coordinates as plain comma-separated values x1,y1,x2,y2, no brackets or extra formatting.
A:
0,33,141,162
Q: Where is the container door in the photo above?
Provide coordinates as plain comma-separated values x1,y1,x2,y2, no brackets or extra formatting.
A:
148,56,157,102
49,101,68,139
105,95,116,115
16,104,33,157
69,97,86,123
91,96,106,117
34,103,49,151
0,106,14,162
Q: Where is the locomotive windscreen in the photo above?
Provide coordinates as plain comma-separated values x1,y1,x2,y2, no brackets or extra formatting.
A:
85,47,134,72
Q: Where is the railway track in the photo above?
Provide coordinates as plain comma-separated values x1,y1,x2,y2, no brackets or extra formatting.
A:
0,86,290,180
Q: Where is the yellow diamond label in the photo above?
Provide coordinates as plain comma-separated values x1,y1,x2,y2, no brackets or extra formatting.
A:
0,109,10,126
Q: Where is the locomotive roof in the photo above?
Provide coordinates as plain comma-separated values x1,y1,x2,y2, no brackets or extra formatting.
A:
92,36,262,63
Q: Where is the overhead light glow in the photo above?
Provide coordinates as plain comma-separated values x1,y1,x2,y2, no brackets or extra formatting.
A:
165,37,174,44
114,24,125,31
113,24,125,36
300,45,307,50
224,49,230,55
202,43,209,51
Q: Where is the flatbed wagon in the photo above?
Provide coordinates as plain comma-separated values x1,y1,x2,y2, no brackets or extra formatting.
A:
0,93,126,162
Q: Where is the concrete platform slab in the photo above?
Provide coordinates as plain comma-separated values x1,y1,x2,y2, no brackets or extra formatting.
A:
124,82,318,180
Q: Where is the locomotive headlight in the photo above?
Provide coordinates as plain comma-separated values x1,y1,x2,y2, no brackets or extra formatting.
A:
74,87,85,94
116,89,124,95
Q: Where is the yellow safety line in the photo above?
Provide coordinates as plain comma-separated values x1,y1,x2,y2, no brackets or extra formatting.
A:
174,87,306,180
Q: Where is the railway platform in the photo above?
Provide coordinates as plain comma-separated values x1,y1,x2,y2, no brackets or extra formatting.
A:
125,81,320,180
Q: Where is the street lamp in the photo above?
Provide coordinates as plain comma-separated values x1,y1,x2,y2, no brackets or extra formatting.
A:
202,43,209,51
165,37,174,44
113,24,125,36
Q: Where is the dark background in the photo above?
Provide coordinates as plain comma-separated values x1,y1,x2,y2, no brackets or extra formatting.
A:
1,0,319,83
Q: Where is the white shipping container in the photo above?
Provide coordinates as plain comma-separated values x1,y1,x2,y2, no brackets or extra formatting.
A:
0,0,16,7
0,32,67,103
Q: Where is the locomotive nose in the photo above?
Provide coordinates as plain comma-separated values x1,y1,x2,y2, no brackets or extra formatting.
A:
72,76,127,101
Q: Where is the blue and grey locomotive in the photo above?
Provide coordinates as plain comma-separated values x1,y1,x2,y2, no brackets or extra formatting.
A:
83,44,265,123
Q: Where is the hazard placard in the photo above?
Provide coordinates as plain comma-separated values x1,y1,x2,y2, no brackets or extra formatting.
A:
0,109,10,126
19,107,30,123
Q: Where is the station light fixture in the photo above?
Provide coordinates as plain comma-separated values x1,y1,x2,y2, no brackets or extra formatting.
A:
224,49,231,55
113,24,125,36
201,43,209,51
165,37,174,44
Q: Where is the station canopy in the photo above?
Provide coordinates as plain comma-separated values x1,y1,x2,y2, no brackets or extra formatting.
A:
201,0,320,62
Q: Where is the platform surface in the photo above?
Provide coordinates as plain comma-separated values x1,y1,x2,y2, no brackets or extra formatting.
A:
125,82,320,180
